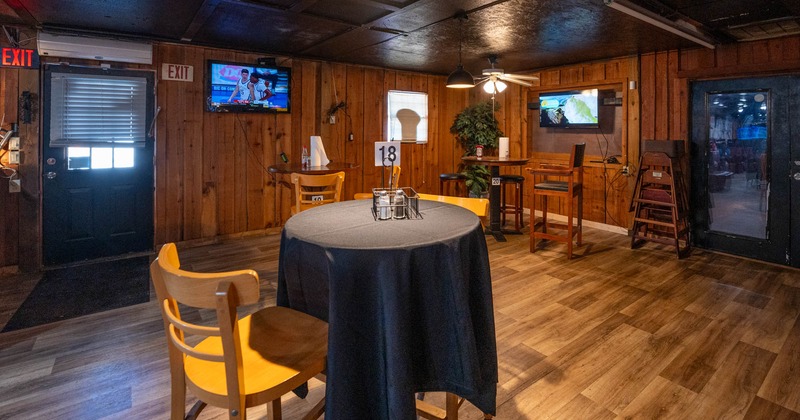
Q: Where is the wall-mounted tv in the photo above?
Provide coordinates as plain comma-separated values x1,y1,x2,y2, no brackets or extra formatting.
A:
206,60,290,113
539,89,599,128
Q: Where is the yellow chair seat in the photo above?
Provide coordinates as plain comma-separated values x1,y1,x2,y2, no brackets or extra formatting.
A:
185,306,327,407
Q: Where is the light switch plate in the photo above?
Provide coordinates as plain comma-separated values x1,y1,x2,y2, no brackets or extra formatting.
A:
8,150,20,164
9,178,20,193
9,136,20,150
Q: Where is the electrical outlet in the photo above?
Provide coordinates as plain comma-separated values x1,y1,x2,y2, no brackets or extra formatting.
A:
9,136,20,150
8,150,20,164
9,178,20,193
621,166,630,176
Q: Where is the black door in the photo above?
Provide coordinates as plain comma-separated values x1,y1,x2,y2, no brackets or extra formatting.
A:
690,76,799,267
42,66,154,265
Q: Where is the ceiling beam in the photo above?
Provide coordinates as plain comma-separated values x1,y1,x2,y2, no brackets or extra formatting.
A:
2,0,39,28
181,0,223,42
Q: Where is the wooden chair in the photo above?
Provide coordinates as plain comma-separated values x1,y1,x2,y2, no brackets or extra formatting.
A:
418,193,489,221
290,171,345,214
527,143,586,259
353,165,401,200
150,243,328,420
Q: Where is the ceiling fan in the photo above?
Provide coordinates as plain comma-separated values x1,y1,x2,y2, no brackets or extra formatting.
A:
474,56,539,94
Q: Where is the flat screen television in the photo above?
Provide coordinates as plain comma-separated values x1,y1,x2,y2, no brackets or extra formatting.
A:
206,60,290,113
539,89,599,128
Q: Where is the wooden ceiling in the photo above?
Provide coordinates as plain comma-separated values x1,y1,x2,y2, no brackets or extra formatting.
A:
0,0,798,74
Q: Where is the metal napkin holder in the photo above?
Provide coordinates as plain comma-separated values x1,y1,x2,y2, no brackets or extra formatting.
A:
371,187,422,221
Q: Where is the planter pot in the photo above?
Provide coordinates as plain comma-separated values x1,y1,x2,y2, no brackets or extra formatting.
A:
469,191,489,199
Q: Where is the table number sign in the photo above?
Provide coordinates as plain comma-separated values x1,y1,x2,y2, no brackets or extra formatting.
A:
374,141,401,167
492,177,501,186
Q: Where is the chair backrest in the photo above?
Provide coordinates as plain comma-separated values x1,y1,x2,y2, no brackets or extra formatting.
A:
389,165,401,189
291,171,345,213
571,143,586,169
150,243,261,409
418,193,489,218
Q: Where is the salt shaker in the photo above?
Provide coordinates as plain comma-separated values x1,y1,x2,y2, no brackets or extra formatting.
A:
393,189,405,219
378,191,391,220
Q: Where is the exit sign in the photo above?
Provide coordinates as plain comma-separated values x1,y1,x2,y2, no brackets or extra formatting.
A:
0,48,39,68
161,63,193,82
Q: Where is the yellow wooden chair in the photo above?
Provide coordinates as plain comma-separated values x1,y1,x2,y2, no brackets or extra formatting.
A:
150,243,328,420
353,165,401,200
290,171,345,214
417,193,489,219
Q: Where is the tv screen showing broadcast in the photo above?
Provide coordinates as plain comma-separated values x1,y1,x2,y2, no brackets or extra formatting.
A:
206,60,290,113
539,89,599,128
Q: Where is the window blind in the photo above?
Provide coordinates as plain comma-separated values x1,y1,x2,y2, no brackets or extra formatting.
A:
50,73,148,147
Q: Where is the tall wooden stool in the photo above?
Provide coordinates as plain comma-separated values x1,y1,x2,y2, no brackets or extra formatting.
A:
499,174,524,232
439,173,467,197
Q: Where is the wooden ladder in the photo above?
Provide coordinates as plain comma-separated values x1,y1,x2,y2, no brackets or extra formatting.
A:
630,151,691,258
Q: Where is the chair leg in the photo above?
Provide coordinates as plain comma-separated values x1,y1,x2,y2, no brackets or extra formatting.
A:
446,392,459,420
268,398,282,420
301,398,325,420
530,193,537,253
567,194,573,259
514,182,525,230
577,190,583,246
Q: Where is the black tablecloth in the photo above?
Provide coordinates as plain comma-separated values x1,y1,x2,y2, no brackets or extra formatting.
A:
278,200,497,419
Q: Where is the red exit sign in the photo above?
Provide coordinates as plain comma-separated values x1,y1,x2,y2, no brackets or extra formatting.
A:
161,63,193,82
1,48,39,68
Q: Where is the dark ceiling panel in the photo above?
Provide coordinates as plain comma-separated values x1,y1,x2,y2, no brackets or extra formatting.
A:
17,0,204,39
305,0,393,25
0,0,794,74
190,1,352,54
658,0,796,30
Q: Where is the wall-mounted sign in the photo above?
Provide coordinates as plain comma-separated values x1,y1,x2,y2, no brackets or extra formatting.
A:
0,48,39,68
161,63,193,82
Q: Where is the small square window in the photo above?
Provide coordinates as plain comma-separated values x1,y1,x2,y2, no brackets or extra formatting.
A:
387,90,428,143
114,148,135,168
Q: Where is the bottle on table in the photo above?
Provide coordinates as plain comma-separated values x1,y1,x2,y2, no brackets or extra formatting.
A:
393,189,405,219
378,191,391,220
301,147,309,168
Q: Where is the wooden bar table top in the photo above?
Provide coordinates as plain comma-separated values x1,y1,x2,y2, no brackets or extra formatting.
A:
461,156,531,242
267,162,360,175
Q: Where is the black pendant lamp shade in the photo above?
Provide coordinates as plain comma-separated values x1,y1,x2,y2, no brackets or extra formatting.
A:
447,64,475,88
446,13,474,89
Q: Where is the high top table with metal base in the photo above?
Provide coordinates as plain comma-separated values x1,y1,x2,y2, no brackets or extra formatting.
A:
462,156,530,242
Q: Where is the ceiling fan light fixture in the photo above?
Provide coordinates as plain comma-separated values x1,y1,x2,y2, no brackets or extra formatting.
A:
447,64,475,88
483,79,507,94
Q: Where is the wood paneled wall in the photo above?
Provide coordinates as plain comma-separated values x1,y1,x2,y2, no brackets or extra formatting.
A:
5,35,800,270
152,43,473,246
521,57,641,228
0,30,41,270
641,35,800,142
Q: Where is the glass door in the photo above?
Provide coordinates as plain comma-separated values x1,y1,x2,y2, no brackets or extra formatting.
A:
691,76,797,267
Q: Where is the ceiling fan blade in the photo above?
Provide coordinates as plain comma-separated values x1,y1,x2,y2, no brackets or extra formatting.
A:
502,74,539,81
497,75,532,87
473,77,490,86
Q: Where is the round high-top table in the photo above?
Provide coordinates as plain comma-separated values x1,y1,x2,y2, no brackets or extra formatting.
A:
278,199,497,419
462,156,531,242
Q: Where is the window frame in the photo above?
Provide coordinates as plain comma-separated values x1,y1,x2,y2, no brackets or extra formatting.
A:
386,90,428,143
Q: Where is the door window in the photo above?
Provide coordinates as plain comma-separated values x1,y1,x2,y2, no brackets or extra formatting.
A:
67,147,135,170
706,91,769,239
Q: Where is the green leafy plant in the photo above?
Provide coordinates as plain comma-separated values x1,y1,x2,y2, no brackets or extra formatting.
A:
450,101,504,196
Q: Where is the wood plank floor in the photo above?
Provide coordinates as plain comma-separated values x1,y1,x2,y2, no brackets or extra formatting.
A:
1,225,799,419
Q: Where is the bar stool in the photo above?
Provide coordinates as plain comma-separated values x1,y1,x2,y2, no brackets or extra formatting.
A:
500,174,524,232
439,173,467,197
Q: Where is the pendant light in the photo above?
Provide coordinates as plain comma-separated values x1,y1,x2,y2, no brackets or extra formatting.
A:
446,13,475,88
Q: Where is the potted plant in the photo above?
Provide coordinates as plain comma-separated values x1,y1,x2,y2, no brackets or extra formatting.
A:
450,101,504,197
